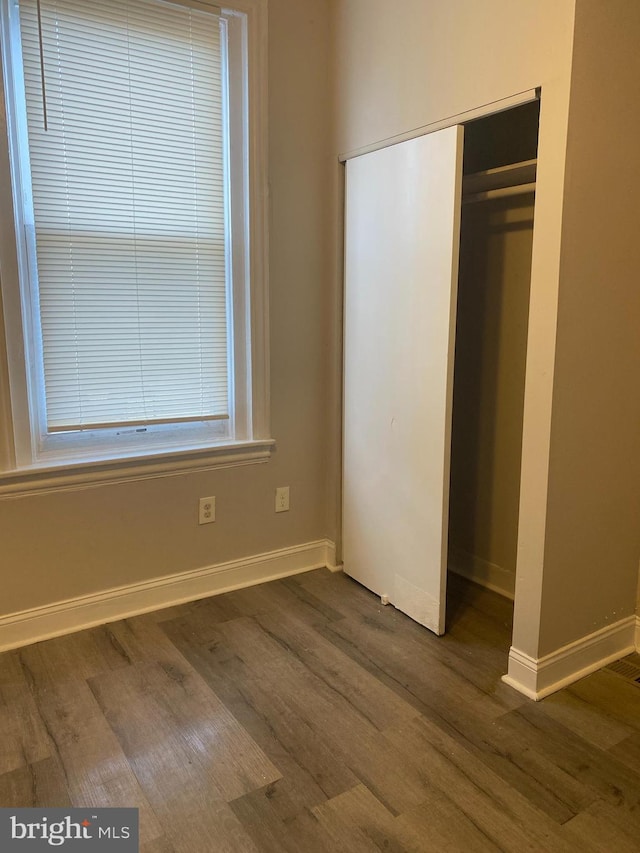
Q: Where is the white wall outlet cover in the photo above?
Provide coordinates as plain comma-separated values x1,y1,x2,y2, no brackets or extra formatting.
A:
199,496,216,524
275,486,290,512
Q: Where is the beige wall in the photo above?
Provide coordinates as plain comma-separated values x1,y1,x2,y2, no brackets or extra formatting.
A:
331,0,577,658
449,195,534,587
538,0,640,655
0,0,333,616
332,0,575,156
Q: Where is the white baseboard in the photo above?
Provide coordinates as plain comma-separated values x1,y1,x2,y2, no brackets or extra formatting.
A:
502,615,637,700
0,538,337,653
448,546,515,600
326,555,343,573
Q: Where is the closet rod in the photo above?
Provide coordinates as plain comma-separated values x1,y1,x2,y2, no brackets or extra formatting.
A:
462,181,536,205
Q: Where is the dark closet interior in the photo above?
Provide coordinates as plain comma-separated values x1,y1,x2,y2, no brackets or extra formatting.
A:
448,101,540,611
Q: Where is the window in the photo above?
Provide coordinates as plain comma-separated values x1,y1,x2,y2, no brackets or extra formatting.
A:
0,0,269,482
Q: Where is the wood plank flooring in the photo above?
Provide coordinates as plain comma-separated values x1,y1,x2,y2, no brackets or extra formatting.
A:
1,569,639,851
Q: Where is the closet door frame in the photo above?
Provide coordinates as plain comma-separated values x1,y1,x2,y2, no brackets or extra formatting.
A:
339,88,541,642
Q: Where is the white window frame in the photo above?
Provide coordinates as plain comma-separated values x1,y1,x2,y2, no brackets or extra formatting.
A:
0,0,271,496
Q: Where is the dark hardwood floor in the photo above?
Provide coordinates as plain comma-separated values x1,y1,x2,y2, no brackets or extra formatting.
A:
1,568,640,851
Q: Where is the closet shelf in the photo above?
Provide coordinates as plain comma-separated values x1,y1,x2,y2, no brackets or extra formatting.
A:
462,159,537,198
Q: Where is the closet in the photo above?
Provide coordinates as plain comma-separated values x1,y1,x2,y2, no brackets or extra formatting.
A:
449,101,539,603
342,99,540,640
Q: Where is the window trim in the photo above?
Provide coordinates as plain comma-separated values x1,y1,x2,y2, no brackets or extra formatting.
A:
0,0,271,489
0,438,275,498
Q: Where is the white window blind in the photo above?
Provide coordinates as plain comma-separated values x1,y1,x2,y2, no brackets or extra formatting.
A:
18,0,229,432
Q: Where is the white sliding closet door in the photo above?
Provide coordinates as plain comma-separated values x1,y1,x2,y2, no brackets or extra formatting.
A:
343,126,463,635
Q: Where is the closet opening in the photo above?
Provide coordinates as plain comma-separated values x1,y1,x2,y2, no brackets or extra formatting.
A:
447,101,540,646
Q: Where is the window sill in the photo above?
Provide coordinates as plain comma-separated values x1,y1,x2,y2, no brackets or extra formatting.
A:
0,439,275,498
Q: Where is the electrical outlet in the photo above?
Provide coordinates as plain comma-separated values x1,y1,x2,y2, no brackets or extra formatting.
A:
275,486,290,513
199,496,216,524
